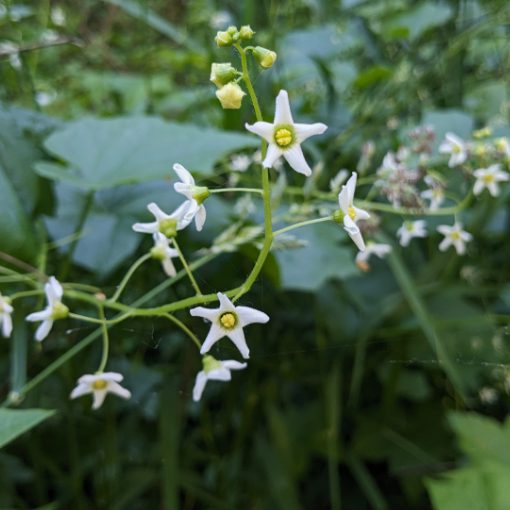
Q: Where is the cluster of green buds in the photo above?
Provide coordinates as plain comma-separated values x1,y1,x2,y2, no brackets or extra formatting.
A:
211,24,277,110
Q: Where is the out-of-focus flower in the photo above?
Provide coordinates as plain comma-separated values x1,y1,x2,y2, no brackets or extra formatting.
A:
151,233,179,277
397,220,427,247
70,372,131,410
421,179,445,210
355,242,391,271
436,222,472,255
26,277,68,341
230,154,251,172
439,132,468,168
245,90,327,176
0,293,13,338
473,164,509,197
132,202,192,238
334,172,370,251
329,169,349,193
192,356,247,401
190,292,269,359
494,137,510,158
173,163,209,231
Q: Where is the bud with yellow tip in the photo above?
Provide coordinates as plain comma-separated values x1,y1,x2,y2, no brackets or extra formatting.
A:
253,46,277,69
239,25,255,40
210,62,237,88
215,30,233,47
215,82,246,109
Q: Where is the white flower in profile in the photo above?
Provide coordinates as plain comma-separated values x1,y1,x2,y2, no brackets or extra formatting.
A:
355,242,391,271
26,277,68,341
173,163,209,231
473,164,509,197
245,89,327,176
132,201,192,238
439,132,468,168
397,220,427,247
193,355,247,401
70,372,131,410
437,222,472,255
0,293,13,338
151,233,179,277
190,292,269,359
335,172,370,251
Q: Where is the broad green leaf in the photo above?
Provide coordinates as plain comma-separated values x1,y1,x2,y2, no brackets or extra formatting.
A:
0,409,55,449
274,222,358,291
37,116,258,191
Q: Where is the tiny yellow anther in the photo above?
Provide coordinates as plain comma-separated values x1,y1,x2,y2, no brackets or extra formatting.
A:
275,128,293,148
92,379,108,390
220,312,237,330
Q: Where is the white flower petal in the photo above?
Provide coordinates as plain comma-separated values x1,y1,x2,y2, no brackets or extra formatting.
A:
162,258,177,277
353,206,370,221
227,327,250,359
207,367,232,382
189,306,218,322
487,181,499,197
439,237,451,252
132,221,158,234
245,121,274,143
262,143,283,169
283,144,312,176
147,202,168,221
453,239,466,255
193,371,207,401
46,276,63,304
345,172,357,204
101,372,124,382
294,122,327,143
108,381,132,400
221,360,248,371
200,323,224,355
217,292,234,312
35,319,53,341
2,314,13,338
274,89,294,125
92,389,108,410
436,225,452,236
70,383,92,400
194,205,207,231
173,163,195,185
236,306,270,326
338,186,349,212
174,182,193,199
26,309,51,322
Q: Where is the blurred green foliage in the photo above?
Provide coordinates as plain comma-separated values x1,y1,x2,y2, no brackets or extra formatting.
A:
1,0,510,508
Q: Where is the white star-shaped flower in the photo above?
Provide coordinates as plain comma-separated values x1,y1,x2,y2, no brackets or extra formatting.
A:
173,163,209,231
437,223,472,255
190,292,269,359
473,164,509,197
439,132,468,168
193,355,247,401
70,372,131,410
355,242,391,271
151,232,179,277
132,201,192,238
26,276,68,341
397,220,427,247
336,172,370,251
0,293,13,338
245,89,327,176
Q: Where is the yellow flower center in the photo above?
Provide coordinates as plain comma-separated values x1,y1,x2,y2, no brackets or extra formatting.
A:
159,218,177,238
450,231,461,241
483,174,494,184
219,312,237,330
348,206,356,220
452,144,462,154
92,379,108,390
274,128,293,148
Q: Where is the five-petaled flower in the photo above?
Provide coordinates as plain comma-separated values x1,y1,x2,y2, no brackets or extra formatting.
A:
70,372,132,410
190,292,269,359
151,233,179,277
334,172,370,251
245,89,327,176
397,220,427,247
437,223,472,255
439,132,468,168
473,164,509,197
132,202,192,238
0,293,13,338
355,242,391,271
173,163,209,231
193,355,247,401
26,277,68,341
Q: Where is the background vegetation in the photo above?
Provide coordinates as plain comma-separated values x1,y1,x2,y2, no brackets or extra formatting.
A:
1,0,510,508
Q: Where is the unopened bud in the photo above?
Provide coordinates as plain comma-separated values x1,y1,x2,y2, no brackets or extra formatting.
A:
215,82,246,109
239,25,255,40
473,127,492,139
150,245,166,262
215,30,233,47
253,46,277,69
210,62,237,88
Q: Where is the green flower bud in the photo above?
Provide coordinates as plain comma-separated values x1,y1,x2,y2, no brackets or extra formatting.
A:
239,25,255,40
227,25,238,35
253,46,277,69
150,245,166,261
215,82,246,109
215,30,233,47
210,62,237,88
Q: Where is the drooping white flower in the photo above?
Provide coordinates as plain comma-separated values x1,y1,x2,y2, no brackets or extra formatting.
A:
0,293,13,338
397,220,427,247
245,89,327,176
439,132,468,168
437,223,472,255
355,242,392,271
190,292,269,359
70,372,131,410
192,355,247,401
173,163,209,231
473,164,509,197
151,233,179,277
26,277,68,341
132,201,192,238
335,172,370,251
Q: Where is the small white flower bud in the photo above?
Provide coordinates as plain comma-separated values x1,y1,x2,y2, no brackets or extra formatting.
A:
253,46,277,69
215,82,246,109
